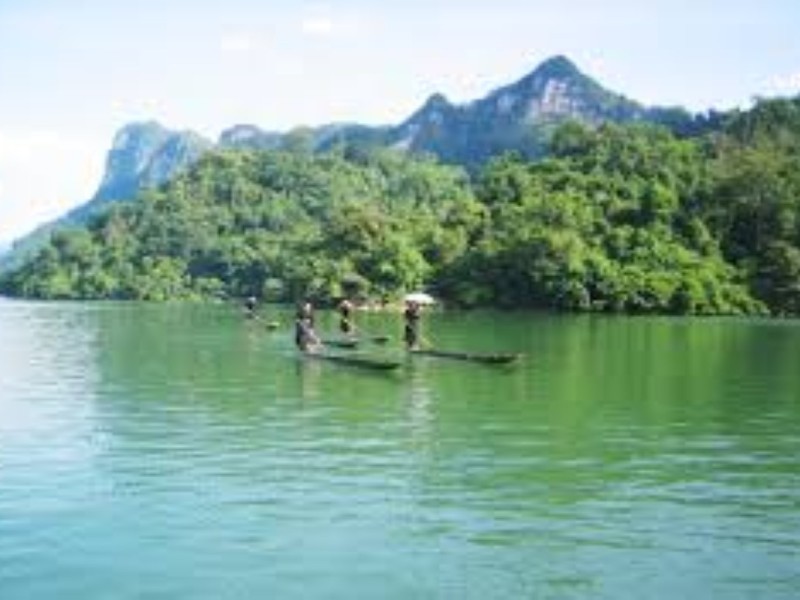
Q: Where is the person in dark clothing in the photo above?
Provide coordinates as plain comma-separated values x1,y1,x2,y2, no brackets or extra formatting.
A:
294,300,320,352
244,295,258,318
403,300,422,350
338,298,355,335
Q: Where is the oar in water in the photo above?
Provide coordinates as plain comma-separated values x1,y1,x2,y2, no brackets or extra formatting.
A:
246,312,281,330
237,299,281,330
405,330,435,352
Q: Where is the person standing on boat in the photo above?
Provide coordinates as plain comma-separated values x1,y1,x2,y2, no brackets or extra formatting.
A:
244,295,258,318
295,299,320,352
338,298,355,336
404,300,422,350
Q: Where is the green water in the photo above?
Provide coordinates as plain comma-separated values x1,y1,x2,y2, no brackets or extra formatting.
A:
1,300,798,599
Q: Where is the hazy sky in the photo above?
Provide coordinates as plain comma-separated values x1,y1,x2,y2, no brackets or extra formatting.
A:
1,0,799,243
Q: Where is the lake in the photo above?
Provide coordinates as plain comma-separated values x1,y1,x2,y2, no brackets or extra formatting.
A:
1,300,798,599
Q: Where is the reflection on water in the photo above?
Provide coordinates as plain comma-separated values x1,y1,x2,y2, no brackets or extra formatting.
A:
1,301,799,599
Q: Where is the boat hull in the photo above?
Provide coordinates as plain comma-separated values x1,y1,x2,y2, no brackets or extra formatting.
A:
410,349,521,364
304,351,402,371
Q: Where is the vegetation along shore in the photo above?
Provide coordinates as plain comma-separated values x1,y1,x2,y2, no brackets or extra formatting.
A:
2,97,798,317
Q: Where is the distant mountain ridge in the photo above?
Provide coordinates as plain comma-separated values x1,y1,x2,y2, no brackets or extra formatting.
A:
2,55,711,268
229,55,712,162
386,55,649,164
216,55,697,165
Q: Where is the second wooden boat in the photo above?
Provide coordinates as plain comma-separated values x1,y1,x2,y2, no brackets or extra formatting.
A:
410,348,522,364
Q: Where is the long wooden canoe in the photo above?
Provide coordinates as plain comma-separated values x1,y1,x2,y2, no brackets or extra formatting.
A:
320,338,359,349
304,351,403,371
410,348,522,364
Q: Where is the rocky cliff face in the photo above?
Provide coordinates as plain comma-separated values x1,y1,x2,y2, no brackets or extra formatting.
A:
386,55,654,166
480,55,644,123
0,122,212,271
86,122,212,212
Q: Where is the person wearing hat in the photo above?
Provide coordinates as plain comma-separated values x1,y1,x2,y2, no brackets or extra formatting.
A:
337,298,355,336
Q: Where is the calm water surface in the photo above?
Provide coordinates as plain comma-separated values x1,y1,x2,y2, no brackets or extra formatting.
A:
1,300,798,599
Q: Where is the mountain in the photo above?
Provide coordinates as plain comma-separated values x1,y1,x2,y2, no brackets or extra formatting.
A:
1,55,708,270
225,55,700,166
0,122,212,271
71,121,213,222
383,55,709,166
386,55,644,165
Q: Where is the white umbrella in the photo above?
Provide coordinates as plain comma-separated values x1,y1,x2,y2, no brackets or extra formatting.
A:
404,291,436,305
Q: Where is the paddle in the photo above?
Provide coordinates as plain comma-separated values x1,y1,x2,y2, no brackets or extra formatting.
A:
234,297,281,329
244,310,281,330
417,332,435,351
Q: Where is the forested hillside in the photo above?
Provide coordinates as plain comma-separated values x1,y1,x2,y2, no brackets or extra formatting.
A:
0,150,482,304
2,97,799,315
0,55,719,272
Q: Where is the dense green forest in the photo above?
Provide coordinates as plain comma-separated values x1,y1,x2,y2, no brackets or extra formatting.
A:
2,98,799,315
